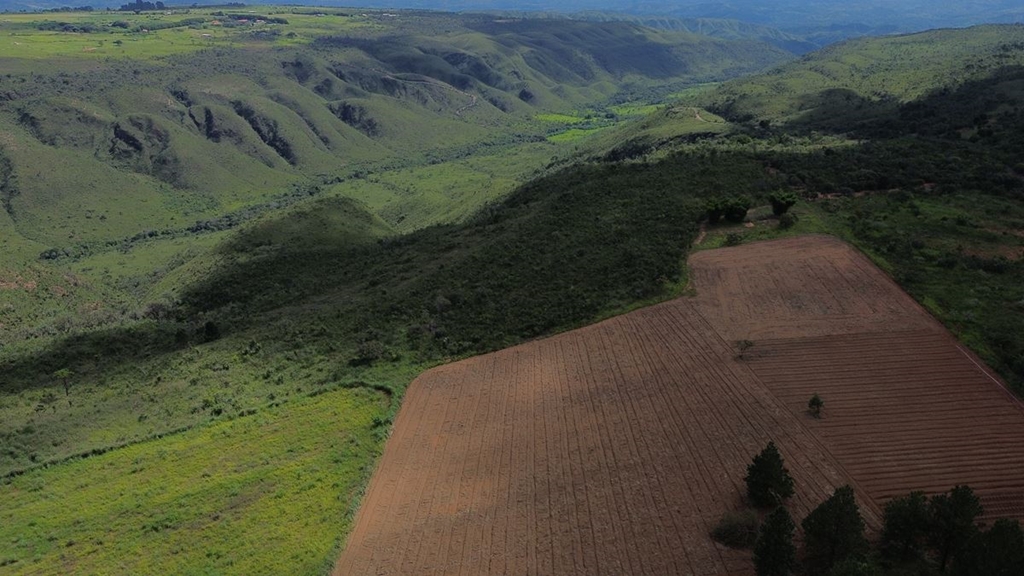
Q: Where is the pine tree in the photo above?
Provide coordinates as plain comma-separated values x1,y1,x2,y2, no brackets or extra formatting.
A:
880,491,930,561
808,393,824,418
953,518,1024,576
754,507,797,576
929,485,983,572
745,441,795,508
802,485,868,573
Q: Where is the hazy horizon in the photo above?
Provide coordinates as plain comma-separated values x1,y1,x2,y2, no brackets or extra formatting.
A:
4,0,1024,36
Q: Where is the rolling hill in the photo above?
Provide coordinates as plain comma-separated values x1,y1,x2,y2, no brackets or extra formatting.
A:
698,25,1024,128
0,8,790,343
3,12,1024,576
0,8,793,573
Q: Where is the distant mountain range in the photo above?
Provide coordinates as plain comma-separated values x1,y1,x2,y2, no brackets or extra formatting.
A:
3,0,1023,47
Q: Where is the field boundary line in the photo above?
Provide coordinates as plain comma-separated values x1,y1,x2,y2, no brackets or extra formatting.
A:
690,306,886,524
954,344,1024,411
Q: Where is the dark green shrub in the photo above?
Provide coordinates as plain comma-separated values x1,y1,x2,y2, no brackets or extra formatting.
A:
827,558,882,576
706,198,725,224
724,195,752,223
350,340,387,366
768,191,798,215
953,518,1024,576
202,321,220,342
778,212,798,229
807,393,824,418
711,509,759,548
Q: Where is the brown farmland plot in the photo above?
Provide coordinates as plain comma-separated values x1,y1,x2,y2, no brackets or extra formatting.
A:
691,236,1024,522
335,235,1024,575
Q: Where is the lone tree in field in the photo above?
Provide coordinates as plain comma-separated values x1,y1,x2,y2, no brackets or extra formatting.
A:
808,393,824,418
736,339,755,359
929,485,983,572
754,506,797,576
880,491,930,562
802,485,868,573
745,441,795,508
54,368,74,397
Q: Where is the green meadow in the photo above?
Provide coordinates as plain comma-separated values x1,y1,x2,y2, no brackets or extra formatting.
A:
0,8,370,60
0,385,392,575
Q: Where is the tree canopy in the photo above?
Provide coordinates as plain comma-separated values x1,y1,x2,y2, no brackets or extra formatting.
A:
802,485,868,573
745,441,796,508
754,506,797,576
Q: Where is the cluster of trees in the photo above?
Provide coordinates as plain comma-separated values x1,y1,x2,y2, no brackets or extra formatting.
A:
720,442,1024,575
42,6,94,12
36,20,101,33
119,0,167,11
705,196,751,224
704,190,798,225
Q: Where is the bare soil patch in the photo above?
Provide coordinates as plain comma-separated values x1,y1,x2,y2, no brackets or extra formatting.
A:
689,235,935,341
335,235,1024,574
691,235,1024,522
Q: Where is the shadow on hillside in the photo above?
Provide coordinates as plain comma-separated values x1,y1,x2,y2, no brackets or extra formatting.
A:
780,65,1024,138
1,321,188,395
8,86,1024,396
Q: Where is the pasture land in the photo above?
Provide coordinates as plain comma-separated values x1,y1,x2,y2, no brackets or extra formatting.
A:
0,8,368,61
0,386,390,575
336,235,1024,574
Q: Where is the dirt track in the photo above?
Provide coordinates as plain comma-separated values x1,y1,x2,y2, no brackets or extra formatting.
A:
335,235,1024,575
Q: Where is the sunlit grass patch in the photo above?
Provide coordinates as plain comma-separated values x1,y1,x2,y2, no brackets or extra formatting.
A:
0,9,370,60
0,387,389,575
535,113,589,124
546,126,613,143
608,103,662,117
666,82,721,100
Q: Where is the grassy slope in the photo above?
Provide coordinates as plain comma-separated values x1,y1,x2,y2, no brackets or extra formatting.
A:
0,155,705,572
684,25,1024,394
566,12,821,54
0,9,790,343
0,386,391,575
0,10,798,573
702,24,1024,125
9,18,1024,576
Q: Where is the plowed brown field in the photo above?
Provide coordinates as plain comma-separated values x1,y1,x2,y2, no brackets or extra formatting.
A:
335,235,1024,575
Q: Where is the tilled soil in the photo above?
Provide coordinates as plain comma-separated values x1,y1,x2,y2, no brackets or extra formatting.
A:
335,235,1024,575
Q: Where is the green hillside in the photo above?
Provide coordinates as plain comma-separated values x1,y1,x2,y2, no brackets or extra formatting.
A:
4,14,1024,576
0,156,708,574
0,7,790,344
701,25,1024,127
675,24,1024,398
565,11,820,54
0,8,797,574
